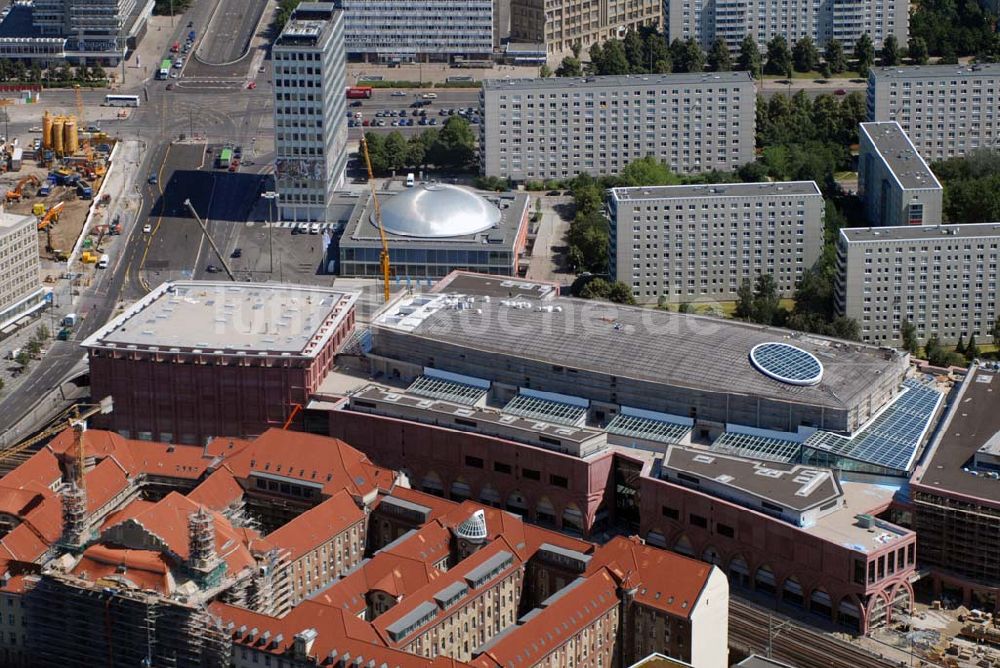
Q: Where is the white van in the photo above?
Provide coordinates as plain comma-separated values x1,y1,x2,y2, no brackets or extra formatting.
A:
97,254,110,269
406,173,415,187
421,92,437,100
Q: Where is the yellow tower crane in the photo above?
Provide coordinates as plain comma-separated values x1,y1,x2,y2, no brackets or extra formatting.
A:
359,136,391,303
0,397,114,484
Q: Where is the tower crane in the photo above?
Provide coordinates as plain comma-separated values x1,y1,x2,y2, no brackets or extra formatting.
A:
0,397,114,484
359,136,391,303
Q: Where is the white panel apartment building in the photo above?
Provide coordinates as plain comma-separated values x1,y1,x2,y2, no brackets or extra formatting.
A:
0,212,45,331
29,0,149,63
479,72,756,182
666,0,907,51
867,64,1000,161
273,3,347,223
341,0,493,62
836,224,1000,345
609,181,824,304
858,122,943,228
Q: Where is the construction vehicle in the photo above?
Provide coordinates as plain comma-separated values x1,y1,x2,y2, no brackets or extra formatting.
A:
5,174,38,202
37,202,64,231
359,136,391,303
0,397,113,479
32,202,45,216
80,250,96,263
77,181,92,199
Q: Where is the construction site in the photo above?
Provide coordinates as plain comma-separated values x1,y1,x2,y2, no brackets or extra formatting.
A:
0,90,118,272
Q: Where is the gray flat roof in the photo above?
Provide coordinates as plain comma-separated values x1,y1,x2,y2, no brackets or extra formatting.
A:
465,550,514,585
384,600,437,638
374,294,907,411
0,211,34,234
482,71,754,91
432,272,559,301
82,281,357,357
341,190,528,252
841,223,1000,244
860,122,941,191
611,181,821,201
662,446,841,511
913,366,1000,505
870,64,1000,80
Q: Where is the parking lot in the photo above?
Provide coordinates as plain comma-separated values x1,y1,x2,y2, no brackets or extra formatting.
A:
347,101,481,129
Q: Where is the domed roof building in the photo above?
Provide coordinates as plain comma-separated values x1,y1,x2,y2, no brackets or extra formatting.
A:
340,181,530,279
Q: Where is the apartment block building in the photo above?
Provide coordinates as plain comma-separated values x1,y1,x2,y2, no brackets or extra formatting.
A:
0,212,45,331
341,0,494,62
608,181,824,304
479,72,756,181
858,122,943,228
509,0,661,56
867,64,1000,161
666,0,907,52
836,223,1000,345
23,0,150,64
272,3,347,222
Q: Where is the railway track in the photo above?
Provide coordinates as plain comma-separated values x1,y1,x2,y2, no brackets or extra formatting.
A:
730,599,903,668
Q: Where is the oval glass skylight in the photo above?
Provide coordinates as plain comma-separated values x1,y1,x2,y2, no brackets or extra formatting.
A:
749,342,824,386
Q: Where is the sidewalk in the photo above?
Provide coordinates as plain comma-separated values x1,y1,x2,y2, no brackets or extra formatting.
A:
348,62,539,85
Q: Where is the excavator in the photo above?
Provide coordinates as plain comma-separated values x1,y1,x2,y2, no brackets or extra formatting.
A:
37,201,64,231
5,174,39,202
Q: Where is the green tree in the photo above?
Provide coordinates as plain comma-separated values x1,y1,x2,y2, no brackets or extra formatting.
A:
26,340,41,355
405,136,427,168
824,39,847,73
35,325,50,341
907,36,929,64
751,273,781,324
901,320,919,354
955,334,966,355
910,0,996,57
707,37,733,71
90,64,106,80
383,131,409,172
539,64,553,78
363,132,390,174
966,334,980,359
924,334,942,363
571,42,582,58
938,43,959,64
735,277,754,319
429,117,476,169
614,156,679,187
556,56,583,77
738,35,762,76
597,40,630,74
645,29,672,73
607,281,637,304
765,35,793,76
677,302,692,313
624,29,647,71
880,34,902,66
670,38,705,73
579,277,611,299
854,34,875,78
792,37,819,72
14,350,29,367
993,319,1000,349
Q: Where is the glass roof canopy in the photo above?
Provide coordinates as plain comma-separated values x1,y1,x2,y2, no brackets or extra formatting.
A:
503,394,587,427
606,414,691,445
407,375,487,406
712,432,801,463
804,378,942,472
750,342,824,386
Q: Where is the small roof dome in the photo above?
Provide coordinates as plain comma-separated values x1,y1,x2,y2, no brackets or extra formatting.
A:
372,183,502,238
454,509,488,543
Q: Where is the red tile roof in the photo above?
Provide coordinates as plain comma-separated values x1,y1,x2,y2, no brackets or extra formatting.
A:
84,457,131,514
222,429,393,499
187,469,244,512
472,568,620,668
585,536,712,619
312,551,442,616
381,486,460,521
0,486,45,518
1,449,62,491
264,490,364,561
72,545,173,594
379,520,453,566
210,600,468,668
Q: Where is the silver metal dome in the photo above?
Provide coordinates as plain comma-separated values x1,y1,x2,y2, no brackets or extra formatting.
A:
454,509,488,543
371,183,502,238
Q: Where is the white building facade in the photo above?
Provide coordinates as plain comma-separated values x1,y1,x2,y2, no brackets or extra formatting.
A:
867,64,1000,162
836,224,1000,345
479,72,756,182
609,181,825,304
273,3,348,223
341,0,494,62
0,212,45,331
666,0,908,52
858,122,943,228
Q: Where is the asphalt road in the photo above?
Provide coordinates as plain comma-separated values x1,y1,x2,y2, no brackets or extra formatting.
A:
193,0,267,66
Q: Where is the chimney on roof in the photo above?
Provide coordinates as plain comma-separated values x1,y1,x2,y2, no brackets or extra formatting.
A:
294,628,318,659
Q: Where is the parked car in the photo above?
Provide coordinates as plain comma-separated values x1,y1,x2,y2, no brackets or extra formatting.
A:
391,90,407,96
834,89,847,95
142,223,152,233
309,222,320,234
350,100,363,107
206,264,220,273
231,247,243,258
246,81,256,90
148,174,158,185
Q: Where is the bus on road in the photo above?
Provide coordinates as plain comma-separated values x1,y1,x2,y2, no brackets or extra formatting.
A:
104,94,141,107
216,148,233,169
346,86,373,99
157,59,171,80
